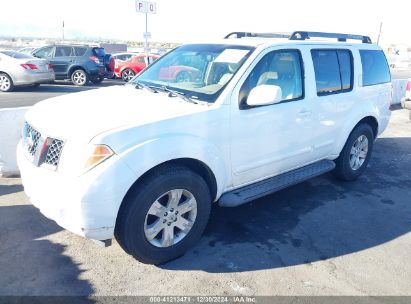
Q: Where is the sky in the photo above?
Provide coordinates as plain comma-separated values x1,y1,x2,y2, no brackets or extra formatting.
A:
0,0,409,45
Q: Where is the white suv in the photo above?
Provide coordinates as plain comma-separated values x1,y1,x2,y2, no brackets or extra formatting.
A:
17,31,392,264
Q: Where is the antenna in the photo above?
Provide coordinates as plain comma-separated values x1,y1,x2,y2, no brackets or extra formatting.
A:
377,22,383,45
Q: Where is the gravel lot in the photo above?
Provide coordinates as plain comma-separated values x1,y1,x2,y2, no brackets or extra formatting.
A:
0,108,410,297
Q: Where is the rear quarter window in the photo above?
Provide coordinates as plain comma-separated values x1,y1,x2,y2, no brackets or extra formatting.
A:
360,50,391,86
74,47,87,56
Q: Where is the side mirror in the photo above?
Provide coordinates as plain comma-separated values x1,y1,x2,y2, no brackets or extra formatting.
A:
246,85,283,107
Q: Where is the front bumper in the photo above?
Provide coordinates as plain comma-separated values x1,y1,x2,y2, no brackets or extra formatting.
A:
17,141,137,241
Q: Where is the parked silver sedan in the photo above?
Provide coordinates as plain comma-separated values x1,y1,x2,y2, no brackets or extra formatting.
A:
0,50,55,92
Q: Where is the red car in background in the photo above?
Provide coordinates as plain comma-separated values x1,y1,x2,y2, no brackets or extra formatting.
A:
158,66,201,83
115,54,159,82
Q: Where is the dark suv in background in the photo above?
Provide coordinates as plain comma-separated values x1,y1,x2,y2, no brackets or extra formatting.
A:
32,45,114,86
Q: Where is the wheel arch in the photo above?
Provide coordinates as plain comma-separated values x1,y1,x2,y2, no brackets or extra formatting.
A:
356,116,378,139
68,66,87,78
333,115,379,157
121,67,136,75
122,157,218,204
0,71,15,83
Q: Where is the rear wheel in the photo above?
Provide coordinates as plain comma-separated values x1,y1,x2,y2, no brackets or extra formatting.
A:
333,124,374,181
115,165,211,264
121,69,135,82
71,69,88,86
0,73,14,92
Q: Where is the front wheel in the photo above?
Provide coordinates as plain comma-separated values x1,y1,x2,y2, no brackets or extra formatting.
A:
71,69,88,86
333,124,374,181
121,69,135,82
115,165,211,264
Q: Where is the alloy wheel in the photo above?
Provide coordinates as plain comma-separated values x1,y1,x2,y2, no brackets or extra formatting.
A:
349,135,369,170
72,71,86,85
122,69,135,82
144,189,197,248
0,75,11,91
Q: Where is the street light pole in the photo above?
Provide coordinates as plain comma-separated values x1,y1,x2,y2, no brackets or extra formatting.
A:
377,22,383,45
145,12,149,57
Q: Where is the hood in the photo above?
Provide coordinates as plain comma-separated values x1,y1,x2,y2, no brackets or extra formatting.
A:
25,85,205,142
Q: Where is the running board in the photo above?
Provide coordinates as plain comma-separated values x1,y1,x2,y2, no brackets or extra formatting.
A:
219,160,335,207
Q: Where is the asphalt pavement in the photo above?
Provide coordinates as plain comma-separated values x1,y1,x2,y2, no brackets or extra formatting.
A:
0,79,124,109
1,69,411,109
0,108,410,296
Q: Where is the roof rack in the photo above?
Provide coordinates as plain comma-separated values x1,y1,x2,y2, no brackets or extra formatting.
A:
289,31,372,44
224,32,290,39
224,31,372,44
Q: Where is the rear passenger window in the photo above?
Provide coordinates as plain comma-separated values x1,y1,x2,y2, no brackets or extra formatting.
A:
55,46,73,57
360,50,390,86
311,49,353,95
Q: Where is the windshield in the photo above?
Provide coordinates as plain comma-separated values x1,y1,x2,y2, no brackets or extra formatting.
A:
0,51,34,59
130,44,255,103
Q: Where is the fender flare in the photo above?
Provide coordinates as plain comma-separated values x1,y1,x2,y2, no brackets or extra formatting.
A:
117,134,230,201
332,111,379,156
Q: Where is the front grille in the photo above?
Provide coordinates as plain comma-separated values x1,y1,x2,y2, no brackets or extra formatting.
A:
23,122,41,156
23,122,64,169
44,139,64,167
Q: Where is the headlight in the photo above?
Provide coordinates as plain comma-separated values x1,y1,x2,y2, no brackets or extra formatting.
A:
84,145,114,171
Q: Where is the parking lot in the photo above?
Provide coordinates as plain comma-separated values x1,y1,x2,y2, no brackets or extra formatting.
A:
0,106,410,296
0,79,124,109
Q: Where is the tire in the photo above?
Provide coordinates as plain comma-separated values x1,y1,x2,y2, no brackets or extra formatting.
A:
91,76,104,84
176,71,190,83
0,73,14,92
333,124,374,181
115,165,212,264
71,69,88,86
121,69,135,82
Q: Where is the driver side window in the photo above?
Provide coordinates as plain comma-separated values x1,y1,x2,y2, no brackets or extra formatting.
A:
239,50,304,108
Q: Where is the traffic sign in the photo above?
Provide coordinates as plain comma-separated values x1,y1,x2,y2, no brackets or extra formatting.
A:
136,1,156,14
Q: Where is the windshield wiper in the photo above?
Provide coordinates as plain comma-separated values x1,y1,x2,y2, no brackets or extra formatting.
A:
134,82,158,93
158,86,198,104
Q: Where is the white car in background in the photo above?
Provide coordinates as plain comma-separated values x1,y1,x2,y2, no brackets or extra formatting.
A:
0,50,55,92
387,55,411,69
18,47,38,55
112,52,139,62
